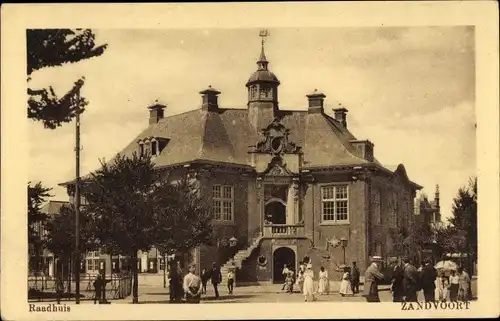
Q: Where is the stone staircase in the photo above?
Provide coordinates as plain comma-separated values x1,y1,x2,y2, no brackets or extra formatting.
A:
220,235,263,285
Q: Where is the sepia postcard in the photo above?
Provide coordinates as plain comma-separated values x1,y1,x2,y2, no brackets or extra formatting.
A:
1,2,499,320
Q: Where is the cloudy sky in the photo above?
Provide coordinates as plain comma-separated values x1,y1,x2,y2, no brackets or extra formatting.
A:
28,27,476,221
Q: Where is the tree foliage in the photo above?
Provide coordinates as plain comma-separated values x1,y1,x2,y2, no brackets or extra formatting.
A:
28,182,52,245
27,29,107,129
434,177,477,262
152,178,213,257
45,205,96,260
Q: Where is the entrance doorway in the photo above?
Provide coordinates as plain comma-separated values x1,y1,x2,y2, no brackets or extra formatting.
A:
273,247,296,284
265,200,286,224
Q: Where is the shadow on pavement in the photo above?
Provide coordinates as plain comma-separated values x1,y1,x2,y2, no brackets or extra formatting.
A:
139,294,258,304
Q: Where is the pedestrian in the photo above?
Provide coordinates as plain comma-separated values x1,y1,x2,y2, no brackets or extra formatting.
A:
303,264,316,301
318,266,329,295
435,270,447,302
296,261,305,293
390,258,405,302
281,264,289,291
210,262,222,299
182,263,202,303
93,273,104,304
448,269,459,301
350,261,360,294
363,256,384,302
458,267,470,301
420,258,437,302
339,266,353,297
168,261,180,303
285,270,295,294
227,268,235,295
402,256,419,302
200,268,209,294
176,261,185,302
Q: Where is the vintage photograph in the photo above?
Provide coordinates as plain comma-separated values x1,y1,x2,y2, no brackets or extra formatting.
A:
1,2,498,320
26,26,478,306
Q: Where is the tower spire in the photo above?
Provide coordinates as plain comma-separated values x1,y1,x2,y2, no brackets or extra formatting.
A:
258,29,269,70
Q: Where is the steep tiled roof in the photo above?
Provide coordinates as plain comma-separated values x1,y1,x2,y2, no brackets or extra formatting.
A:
40,200,70,215
61,106,417,187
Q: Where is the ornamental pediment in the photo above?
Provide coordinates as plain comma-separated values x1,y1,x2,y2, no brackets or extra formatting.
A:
261,156,294,176
249,118,301,155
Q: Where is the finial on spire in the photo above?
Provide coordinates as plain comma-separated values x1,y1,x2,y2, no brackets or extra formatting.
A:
259,29,269,46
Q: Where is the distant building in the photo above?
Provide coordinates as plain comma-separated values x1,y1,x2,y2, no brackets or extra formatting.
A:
415,184,441,229
60,33,423,284
29,200,69,277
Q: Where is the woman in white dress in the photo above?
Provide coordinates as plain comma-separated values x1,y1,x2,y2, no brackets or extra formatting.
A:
303,264,316,301
339,267,353,297
318,266,329,295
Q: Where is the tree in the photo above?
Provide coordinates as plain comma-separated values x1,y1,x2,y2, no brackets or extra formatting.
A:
28,182,52,273
84,153,161,304
27,29,107,129
153,177,213,263
446,177,477,275
45,205,96,292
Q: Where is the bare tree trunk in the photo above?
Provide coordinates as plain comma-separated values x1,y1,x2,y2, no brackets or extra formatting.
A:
131,250,139,304
163,251,167,288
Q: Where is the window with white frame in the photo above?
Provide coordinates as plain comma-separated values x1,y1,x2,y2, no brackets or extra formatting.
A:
86,251,100,273
321,185,349,222
212,185,234,221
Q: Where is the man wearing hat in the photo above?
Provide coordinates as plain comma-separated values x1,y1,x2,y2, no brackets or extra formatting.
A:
363,256,384,302
402,256,419,302
350,261,360,294
390,257,405,302
420,258,438,302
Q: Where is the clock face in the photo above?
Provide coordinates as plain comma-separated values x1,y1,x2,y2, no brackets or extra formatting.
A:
271,137,283,153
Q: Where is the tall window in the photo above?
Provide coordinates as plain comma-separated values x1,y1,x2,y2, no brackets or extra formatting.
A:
321,185,349,223
212,185,234,221
86,251,100,273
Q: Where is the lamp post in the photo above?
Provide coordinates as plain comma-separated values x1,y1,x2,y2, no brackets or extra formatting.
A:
340,237,348,265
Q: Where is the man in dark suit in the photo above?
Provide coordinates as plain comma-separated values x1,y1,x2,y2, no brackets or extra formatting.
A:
350,261,360,294
363,256,385,302
210,262,222,299
420,258,437,302
390,258,405,302
402,257,419,302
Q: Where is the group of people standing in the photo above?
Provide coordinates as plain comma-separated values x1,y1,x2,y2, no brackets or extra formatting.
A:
280,259,361,301
364,256,472,303
390,257,471,303
168,261,228,304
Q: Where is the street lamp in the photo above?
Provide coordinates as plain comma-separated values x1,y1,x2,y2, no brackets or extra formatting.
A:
340,237,348,265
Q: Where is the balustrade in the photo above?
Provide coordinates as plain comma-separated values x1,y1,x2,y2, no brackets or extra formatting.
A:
262,224,305,237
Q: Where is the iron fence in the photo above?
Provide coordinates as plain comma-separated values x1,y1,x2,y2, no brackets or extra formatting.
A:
28,272,132,302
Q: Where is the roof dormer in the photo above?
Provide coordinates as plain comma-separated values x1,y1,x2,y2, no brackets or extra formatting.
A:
138,136,170,158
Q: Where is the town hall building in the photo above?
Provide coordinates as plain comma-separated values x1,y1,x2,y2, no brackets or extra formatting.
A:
61,34,422,285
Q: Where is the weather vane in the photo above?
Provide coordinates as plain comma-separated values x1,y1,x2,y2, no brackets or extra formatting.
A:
259,29,270,46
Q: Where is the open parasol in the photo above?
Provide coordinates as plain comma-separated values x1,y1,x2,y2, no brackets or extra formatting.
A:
434,260,458,271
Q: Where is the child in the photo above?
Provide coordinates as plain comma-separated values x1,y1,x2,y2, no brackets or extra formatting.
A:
285,270,295,294
339,267,353,297
227,269,235,295
200,268,209,294
296,261,305,293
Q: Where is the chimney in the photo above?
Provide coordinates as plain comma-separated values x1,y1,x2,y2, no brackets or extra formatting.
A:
333,104,349,128
306,89,326,114
200,85,221,111
148,100,166,125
